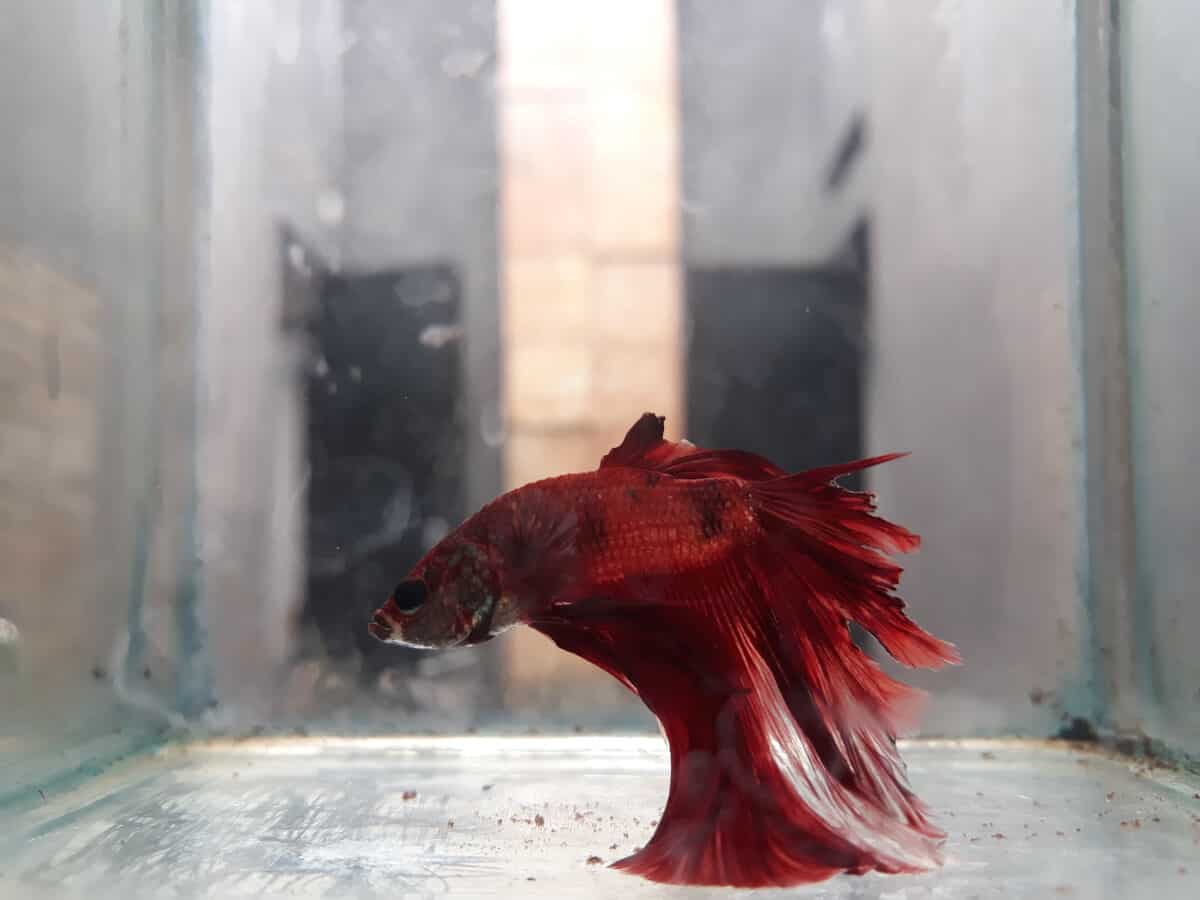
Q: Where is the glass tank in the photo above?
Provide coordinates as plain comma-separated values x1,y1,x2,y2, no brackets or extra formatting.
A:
1,2,1197,898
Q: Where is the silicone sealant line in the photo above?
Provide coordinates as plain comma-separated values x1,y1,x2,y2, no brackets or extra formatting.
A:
1072,0,1164,743
1062,0,1106,736
119,0,214,727
170,0,216,721
116,0,160,714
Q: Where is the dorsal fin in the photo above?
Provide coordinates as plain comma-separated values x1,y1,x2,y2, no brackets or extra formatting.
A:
598,412,697,470
599,413,787,482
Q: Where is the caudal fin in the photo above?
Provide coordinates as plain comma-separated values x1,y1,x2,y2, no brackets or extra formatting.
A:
751,461,960,670
532,454,958,887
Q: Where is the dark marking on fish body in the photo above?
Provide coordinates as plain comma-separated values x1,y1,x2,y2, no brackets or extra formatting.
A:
643,472,661,488
578,499,608,551
626,486,643,504
691,482,726,540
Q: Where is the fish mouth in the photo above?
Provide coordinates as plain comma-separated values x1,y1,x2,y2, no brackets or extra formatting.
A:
367,595,469,650
368,598,402,642
367,613,393,641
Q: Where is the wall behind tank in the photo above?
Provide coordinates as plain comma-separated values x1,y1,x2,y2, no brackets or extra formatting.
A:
859,0,1088,737
201,0,346,721
341,0,502,514
678,0,863,267
489,0,682,722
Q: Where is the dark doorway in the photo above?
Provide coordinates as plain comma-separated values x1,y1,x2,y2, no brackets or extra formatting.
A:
684,224,871,486
294,259,466,694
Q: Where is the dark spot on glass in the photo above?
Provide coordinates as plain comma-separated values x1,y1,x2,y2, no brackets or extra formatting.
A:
391,579,427,613
1055,717,1098,742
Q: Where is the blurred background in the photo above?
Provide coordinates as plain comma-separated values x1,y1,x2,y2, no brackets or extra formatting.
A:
1,0,1198,802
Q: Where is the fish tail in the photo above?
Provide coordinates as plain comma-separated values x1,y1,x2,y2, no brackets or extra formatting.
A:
751,460,960,669
605,457,958,886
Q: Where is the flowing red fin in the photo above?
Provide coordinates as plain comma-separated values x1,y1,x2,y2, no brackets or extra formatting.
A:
600,412,787,481
784,451,912,487
751,466,960,668
659,448,787,481
533,570,945,886
530,460,956,887
599,413,697,470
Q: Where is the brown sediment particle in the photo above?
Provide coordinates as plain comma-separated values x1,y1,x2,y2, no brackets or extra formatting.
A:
586,855,603,865
402,790,417,801
534,814,545,827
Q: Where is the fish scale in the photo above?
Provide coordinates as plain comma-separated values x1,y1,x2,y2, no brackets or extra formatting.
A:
521,469,759,583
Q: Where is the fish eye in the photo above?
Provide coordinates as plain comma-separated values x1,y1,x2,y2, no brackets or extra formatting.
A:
390,579,427,613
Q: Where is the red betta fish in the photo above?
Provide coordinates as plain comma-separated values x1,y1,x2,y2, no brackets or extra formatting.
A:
369,413,959,888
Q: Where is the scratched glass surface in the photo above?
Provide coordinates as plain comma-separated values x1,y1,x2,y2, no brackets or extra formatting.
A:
1,2,1198,899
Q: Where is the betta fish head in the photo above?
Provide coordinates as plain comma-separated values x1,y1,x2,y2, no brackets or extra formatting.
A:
368,539,510,650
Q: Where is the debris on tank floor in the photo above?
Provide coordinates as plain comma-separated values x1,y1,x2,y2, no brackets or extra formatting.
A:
2,736,1199,899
